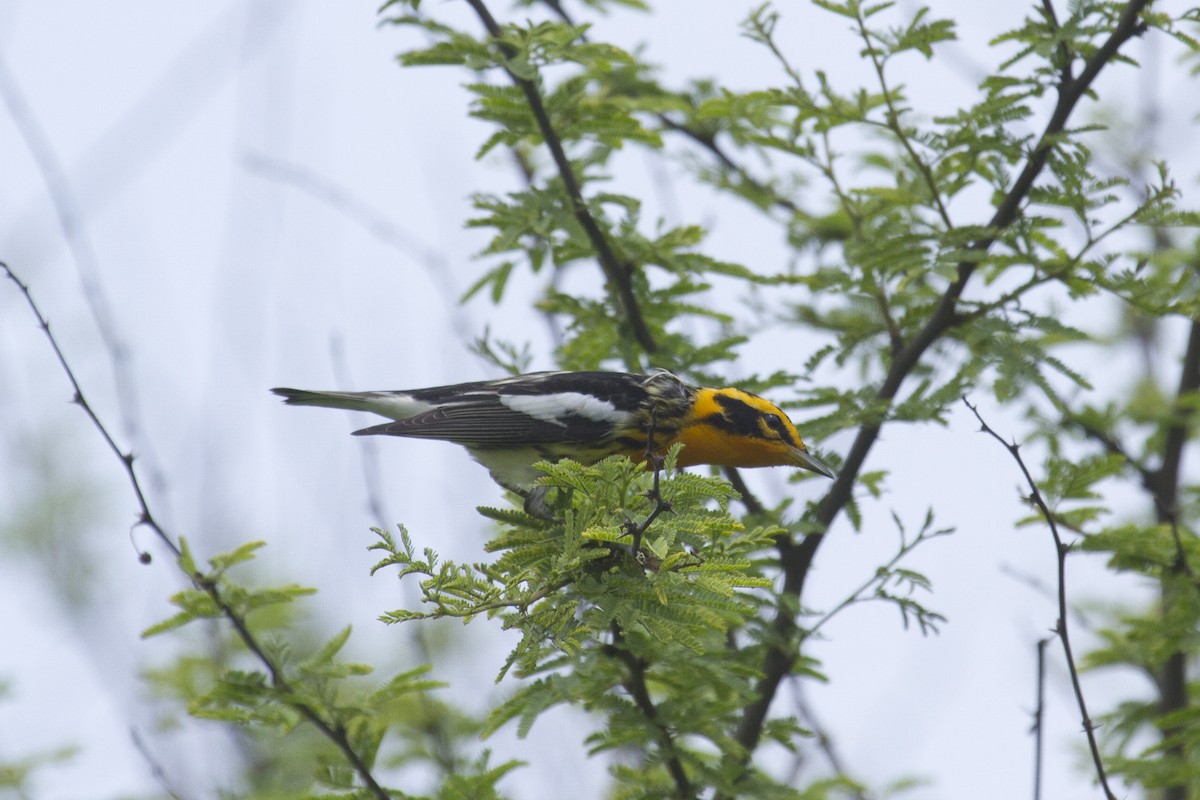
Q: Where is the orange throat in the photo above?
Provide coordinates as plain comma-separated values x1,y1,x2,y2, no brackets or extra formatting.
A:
670,423,795,468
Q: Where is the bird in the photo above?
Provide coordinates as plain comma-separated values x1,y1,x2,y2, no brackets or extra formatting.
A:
272,370,835,517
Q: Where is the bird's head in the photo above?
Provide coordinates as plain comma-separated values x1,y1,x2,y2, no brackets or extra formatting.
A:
675,387,836,478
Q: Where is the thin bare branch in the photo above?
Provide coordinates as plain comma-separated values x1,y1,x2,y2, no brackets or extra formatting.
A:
2,260,393,800
1033,637,1050,800
329,335,394,528
3,262,170,560
965,397,1116,800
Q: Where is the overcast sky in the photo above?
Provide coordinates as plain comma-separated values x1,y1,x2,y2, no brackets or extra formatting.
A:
2,1,1198,798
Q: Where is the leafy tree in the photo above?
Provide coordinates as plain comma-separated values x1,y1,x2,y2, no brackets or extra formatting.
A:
6,0,1200,798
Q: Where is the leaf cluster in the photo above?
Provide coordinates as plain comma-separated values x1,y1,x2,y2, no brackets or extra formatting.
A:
141,540,518,799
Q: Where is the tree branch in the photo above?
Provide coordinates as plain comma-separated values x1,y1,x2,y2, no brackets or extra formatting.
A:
965,398,1116,799
2,261,393,800
609,624,694,800
463,0,658,358
1151,315,1200,800
730,0,1153,762
1154,317,1200,521
1033,636,1050,800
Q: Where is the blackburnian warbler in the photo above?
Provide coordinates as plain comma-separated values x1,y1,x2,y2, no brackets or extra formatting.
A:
272,370,834,516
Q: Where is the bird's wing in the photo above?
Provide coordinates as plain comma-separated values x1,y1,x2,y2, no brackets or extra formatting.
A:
352,392,633,446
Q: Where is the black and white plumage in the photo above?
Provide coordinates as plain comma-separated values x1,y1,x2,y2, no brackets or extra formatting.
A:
272,370,834,514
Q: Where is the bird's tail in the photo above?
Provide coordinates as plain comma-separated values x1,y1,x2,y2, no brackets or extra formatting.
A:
271,387,380,413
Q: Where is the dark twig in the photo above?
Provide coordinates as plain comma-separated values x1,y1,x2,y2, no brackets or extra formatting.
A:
1153,318,1200,562
1001,564,1096,631
964,397,1116,800
624,408,672,557
1033,637,1050,800
2,261,393,800
1068,316,1200,800
609,623,694,800
856,11,953,230
463,0,658,359
1040,0,1077,88
608,409,692,799
3,262,170,561
731,0,1152,764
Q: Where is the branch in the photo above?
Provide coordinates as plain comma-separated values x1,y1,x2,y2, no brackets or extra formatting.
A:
1033,637,1050,800
1040,0,1077,88
1154,317,1200,523
329,336,395,529
1150,316,1200,800
623,407,672,558
463,0,658,358
3,262,169,561
655,113,805,215
965,398,1116,800
609,624,694,800
2,261,393,800
532,0,774,513
732,0,1153,762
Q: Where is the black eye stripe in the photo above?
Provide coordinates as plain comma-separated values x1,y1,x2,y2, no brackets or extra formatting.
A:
706,393,797,445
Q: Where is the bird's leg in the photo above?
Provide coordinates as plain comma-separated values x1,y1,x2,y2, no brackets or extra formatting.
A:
521,485,562,523
622,407,670,559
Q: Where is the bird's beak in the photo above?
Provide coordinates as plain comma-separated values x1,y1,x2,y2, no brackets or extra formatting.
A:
790,446,837,479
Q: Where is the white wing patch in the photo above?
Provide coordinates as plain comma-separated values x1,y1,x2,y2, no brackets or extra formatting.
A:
500,392,628,427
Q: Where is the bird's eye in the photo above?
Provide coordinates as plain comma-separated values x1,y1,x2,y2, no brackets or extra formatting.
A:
765,415,784,431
